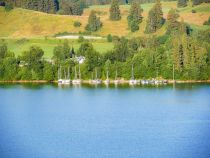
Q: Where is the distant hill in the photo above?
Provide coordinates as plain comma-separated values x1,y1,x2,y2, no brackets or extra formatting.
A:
0,2,209,38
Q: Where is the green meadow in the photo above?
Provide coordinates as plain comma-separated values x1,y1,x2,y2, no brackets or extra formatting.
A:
1,38,114,58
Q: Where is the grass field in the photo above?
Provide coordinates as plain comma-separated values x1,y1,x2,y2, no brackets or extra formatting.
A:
2,38,114,58
0,2,209,58
0,2,209,38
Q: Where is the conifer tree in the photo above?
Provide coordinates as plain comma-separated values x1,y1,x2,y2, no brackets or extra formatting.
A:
177,0,187,8
85,10,102,32
145,0,164,33
193,0,202,5
109,0,121,21
127,2,143,32
166,8,180,34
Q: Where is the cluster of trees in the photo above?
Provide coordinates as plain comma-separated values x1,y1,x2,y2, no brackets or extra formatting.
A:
127,2,143,32
1,0,86,15
3,0,59,13
177,0,210,8
85,10,102,32
145,0,164,33
58,0,86,15
0,28,209,81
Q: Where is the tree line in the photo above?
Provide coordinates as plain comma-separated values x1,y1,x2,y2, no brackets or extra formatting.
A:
0,28,209,81
0,0,86,15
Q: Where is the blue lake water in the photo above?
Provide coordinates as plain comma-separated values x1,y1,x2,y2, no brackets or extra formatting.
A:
0,83,210,158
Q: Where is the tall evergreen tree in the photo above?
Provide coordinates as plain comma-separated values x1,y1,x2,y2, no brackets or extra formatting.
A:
145,0,164,33
166,8,180,34
109,0,121,21
193,0,202,5
177,0,187,8
85,10,102,32
127,2,143,32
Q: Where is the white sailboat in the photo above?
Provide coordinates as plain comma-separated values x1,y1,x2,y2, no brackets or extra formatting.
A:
91,68,101,84
129,64,137,85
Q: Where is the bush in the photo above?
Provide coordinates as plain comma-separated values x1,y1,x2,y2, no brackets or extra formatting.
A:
5,3,13,12
107,34,112,42
192,9,196,13
78,36,85,43
74,21,82,27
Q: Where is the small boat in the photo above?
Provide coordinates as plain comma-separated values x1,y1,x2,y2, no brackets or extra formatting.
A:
129,64,137,85
141,80,149,85
63,68,71,85
91,68,102,84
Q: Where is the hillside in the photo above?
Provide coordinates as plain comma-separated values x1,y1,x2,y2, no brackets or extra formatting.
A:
0,2,210,38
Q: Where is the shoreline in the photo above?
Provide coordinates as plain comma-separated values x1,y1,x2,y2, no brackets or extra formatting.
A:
0,80,210,84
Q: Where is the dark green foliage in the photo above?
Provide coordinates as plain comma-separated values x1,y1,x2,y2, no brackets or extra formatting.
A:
166,9,180,34
0,42,8,60
192,9,196,13
145,0,164,33
74,21,82,27
78,36,85,43
43,62,54,81
127,2,143,32
53,40,70,62
59,0,84,15
107,34,113,42
5,3,13,12
85,10,102,32
113,37,131,62
177,0,187,8
109,0,121,21
4,0,59,14
78,42,94,56
192,0,202,5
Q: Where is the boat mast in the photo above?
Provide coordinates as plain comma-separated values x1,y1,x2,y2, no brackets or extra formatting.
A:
58,66,60,80
64,69,66,80
115,69,118,80
67,67,70,79
59,66,62,79
74,66,77,80
173,64,175,83
131,64,134,80
95,68,98,80
106,70,109,80
78,64,81,80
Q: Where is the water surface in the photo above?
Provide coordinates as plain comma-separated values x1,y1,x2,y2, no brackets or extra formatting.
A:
0,83,210,158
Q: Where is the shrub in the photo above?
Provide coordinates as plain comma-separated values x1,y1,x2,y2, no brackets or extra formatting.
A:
5,3,13,12
192,9,196,13
74,21,82,27
107,34,112,42
78,36,85,43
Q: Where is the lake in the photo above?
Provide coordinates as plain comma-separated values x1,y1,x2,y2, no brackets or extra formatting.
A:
0,83,210,158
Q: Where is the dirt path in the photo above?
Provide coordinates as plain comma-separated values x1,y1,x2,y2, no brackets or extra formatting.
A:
56,35,103,39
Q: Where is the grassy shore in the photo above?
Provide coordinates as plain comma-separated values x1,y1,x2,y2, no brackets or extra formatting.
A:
1,79,210,84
